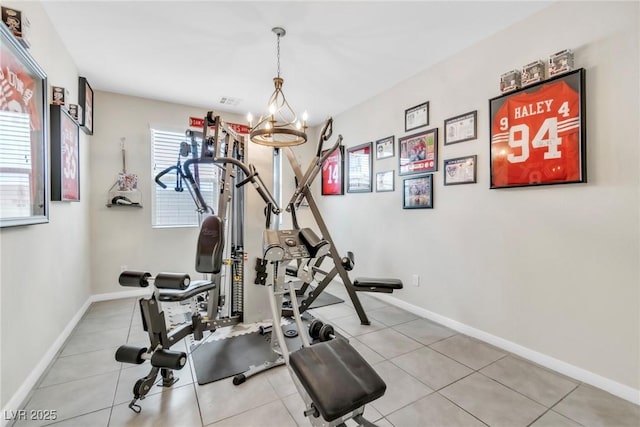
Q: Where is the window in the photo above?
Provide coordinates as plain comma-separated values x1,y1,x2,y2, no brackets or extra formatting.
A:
0,110,32,218
151,128,218,227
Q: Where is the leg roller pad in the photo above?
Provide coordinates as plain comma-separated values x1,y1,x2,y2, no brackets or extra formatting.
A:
115,345,147,364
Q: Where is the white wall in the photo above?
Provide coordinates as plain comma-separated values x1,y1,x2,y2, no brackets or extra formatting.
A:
0,1,91,408
316,1,639,395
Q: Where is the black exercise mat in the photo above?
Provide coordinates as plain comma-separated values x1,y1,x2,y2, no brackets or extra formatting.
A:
286,281,344,309
190,323,310,385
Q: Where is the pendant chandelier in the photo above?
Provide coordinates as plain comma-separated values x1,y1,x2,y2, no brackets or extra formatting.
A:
247,27,308,147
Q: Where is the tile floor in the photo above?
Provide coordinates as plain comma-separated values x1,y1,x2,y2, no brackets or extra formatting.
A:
12,283,640,427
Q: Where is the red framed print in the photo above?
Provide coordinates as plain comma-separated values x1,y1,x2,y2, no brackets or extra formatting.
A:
0,23,49,227
347,142,372,193
321,145,344,195
78,76,93,135
398,128,438,176
489,68,586,188
50,105,80,201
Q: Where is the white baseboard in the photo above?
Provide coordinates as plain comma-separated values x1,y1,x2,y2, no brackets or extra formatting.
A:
1,289,149,427
368,292,640,405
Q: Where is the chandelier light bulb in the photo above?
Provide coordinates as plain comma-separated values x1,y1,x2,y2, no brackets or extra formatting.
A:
296,121,302,130
302,111,308,122
269,103,276,115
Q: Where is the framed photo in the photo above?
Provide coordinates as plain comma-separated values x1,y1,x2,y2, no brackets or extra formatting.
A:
398,128,438,176
0,23,49,227
403,174,433,209
375,136,394,160
405,101,429,132
444,110,477,145
50,105,80,201
376,170,394,192
347,142,372,193
444,155,477,185
321,145,344,196
78,76,94,135
490,68,586,188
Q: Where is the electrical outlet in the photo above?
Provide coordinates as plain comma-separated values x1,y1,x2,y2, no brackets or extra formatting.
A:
120,265,127,272
412,274,420,287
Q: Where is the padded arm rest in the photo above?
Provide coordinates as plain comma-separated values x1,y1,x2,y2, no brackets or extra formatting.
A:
299,228,330,258
353,277,403,293
158,280,216,302
290,338,386,422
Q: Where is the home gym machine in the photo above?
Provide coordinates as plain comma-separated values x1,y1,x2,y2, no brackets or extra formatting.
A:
281,118,403,325
115,113,279,411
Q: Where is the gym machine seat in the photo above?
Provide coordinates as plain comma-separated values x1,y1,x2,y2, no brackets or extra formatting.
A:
353,277,403,293
289,337,386,422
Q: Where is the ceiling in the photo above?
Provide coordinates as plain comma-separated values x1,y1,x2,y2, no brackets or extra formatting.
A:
42,1,552,126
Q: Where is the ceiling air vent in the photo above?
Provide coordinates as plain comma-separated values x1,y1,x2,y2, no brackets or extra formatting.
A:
219,97,242,106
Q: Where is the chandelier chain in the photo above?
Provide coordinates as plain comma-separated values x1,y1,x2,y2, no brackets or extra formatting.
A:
276,33,281,78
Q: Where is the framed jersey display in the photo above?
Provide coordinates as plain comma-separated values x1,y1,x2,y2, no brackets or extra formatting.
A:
50,105,80,201
0,22,49,227
489,68,586,189
321,145,344,195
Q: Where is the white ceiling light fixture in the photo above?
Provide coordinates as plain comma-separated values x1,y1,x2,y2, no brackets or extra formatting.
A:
247,27,308,147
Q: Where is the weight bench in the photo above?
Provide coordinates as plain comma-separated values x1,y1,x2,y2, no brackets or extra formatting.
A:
290,337,386,425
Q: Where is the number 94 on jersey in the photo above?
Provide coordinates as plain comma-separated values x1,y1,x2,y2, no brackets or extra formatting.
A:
489,69,586,189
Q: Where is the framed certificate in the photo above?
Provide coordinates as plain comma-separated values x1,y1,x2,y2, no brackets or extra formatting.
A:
398,128,438,176
375,136,394,160
444,111,477,145
376,170,394,192
321,145,344,195
444,155,477,185
347,142,372,193
405,101,429,132
489,68,586,188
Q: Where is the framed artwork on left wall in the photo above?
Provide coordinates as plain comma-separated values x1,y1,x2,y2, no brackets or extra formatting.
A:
0,22,49,227
78,76,94,135
50,105,80,201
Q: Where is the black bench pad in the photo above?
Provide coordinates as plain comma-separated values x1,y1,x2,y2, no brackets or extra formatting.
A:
353,277,403,290
158,280,215,302
289,338,386,422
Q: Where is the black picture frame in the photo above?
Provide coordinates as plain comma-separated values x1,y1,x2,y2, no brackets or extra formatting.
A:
375,135,394,160
398,128,438,176
489,68,586,189
78,76,94,135
321,145,344,196
444,110,477,145
403,174,433,209
444,155,477,185
405,101,429,132
50,105,80,202
0,23,49,227
347,142,372,193
375,170,394,192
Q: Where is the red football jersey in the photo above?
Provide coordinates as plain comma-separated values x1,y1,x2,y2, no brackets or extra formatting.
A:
0,45,41,130
491,79,582,187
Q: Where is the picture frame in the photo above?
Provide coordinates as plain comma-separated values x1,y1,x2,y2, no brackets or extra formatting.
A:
444,155,477,185
403,174,433,209
321,145,344,196
375,170,394,192
0,23,49,227
50,105,80,202
489,68,586,188
78,76,94,135
398,128,438,176
444,110,477,145
346,142,372,193
375,135,394,160
405,101,429,132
